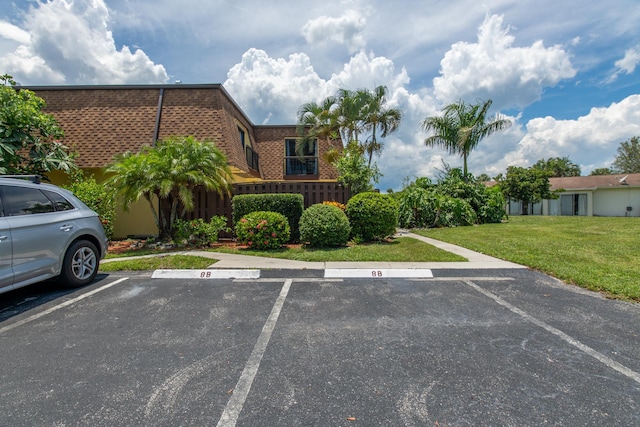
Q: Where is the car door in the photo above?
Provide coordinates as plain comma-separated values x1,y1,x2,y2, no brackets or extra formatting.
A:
0,190,13,288
2,185,66,285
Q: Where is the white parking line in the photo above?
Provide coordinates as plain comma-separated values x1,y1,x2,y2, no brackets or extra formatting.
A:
464,280,640,385
325,268,433,278
0,277,129,334
217,279,293,427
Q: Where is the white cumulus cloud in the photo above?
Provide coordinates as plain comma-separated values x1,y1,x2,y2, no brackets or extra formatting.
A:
433,14,576,110
610,44,640,81
502,95,640,174
301,9,368,53
0,0,168,84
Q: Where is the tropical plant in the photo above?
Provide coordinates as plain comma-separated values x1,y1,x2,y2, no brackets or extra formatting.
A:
172,217,230,247
533,156,581,177
235,211,291,250
106,136,232,238
296,95,340,163
359,85,402,167
0,74,76,176
296,85,402,192
299,203,351,247
345,192,399,241
334,142,380,194
64,171,117,240
612,136,640,173
422,99,511,176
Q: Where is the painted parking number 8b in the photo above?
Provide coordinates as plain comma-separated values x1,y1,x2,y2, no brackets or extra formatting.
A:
372,270,383,277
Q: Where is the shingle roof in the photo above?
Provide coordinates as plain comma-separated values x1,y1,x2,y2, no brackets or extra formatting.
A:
29,84,340,181
550,173,640,190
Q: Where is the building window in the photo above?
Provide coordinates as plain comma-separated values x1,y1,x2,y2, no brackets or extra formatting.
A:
285,138,318,176
238,126,246,148
560,193,587,216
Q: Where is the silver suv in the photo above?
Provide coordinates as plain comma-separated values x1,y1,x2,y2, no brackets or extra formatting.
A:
0,176,108,294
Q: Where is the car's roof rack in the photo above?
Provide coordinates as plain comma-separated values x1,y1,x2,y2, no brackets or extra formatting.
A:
0,175,41,184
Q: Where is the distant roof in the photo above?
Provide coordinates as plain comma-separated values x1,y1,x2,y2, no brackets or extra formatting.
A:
550,173,640,190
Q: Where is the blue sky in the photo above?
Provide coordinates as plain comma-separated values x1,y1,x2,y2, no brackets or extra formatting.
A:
1,0,639,190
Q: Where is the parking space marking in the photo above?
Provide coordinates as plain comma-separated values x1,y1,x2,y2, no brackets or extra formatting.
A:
325,268,433,278
217,279,292,427
151,269,260,279
464,279,640,385
0,277,129,334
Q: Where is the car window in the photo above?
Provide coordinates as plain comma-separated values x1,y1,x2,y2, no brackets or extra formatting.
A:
0,192,4,217
2,186,55,216
44,190,75,211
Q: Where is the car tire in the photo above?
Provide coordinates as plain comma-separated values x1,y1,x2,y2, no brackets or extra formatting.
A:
60,240,99,288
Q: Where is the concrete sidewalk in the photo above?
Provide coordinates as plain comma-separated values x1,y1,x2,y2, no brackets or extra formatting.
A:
116,231,523,271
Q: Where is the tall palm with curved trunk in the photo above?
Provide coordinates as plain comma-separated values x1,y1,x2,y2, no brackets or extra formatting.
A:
361,85,402,167
422,99,511,176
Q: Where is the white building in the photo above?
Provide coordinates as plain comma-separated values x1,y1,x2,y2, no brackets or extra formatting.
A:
508,173,640,217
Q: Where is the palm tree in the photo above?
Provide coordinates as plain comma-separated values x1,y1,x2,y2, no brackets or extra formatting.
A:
106,136,232,238
296,95,339,161
422,99,511,177
361,85,402,167
336,88,368,145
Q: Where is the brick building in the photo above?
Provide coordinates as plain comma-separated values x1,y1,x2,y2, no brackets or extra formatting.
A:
28,84,346,237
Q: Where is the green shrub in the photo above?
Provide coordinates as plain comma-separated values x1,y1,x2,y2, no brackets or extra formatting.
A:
397,186,437,228
172,216,230,247
299,203,351,247
64,173,117,240
435,196,477,227
477,185,506,224
232,193,304,241
235,211,291,250
345,192,399,241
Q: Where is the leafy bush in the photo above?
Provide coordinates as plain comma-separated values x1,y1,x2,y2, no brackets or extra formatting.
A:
477,185,506,224
397,186,437,228
397,168,505,229
345,192,399,241
235,211,291,250
64,173,117,240
232,193,304,241
172,216,230,247
299,203,351,247
435,196,477,227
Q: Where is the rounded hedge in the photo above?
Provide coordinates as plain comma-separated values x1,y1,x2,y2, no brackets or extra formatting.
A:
299,203,351,247
345,192,399,241
235,211,290,250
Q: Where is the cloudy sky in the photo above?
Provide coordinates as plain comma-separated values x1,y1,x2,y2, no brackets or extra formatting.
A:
2,0,640,189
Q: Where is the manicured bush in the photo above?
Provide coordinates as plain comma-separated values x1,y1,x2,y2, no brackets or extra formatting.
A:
172,216,230,247
232,193,304,241
235,211,290,250
345,192,399,241
299,203,351,247
64,173,117,240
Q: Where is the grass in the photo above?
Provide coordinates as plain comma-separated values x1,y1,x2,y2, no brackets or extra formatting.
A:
414,216,640,301
207,237,466,262
100,255,216,271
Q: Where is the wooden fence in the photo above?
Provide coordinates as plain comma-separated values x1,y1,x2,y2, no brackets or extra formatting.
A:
183,181,351,225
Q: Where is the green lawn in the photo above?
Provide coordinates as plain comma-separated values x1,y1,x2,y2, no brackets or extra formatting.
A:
101,255,216,271
414,216,640,301
207,236,465,262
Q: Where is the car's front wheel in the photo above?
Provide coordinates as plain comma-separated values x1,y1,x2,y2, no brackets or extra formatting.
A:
60,240,99,288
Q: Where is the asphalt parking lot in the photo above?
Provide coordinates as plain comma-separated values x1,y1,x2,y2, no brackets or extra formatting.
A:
1,269,639,426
